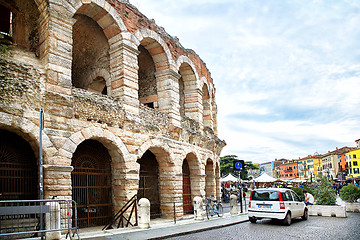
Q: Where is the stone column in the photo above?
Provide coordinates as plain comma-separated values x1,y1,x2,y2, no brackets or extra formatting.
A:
185,88,203,128
205,175,216,198
158,171,183,218
42,3,74,120
155,69,182,127
43,165,73,199
110,42,140,114
190,174,206,198
203,98,213,129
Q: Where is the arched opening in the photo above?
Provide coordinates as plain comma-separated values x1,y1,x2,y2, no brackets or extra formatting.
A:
72,14,110,94
0,0,41,56
137,150,160,218
178,62,197,120
205,159,214,197
138,44,157,109
182,159,193,214
72,139,112,228
202,84,211,128
0,130,38,200
88,76,107,95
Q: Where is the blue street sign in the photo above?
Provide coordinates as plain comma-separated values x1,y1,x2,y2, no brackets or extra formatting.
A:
234,160,245,171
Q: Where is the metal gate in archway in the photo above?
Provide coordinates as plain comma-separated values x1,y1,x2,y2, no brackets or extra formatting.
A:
71,140,112,228
182,160,193,214
0,130,38,200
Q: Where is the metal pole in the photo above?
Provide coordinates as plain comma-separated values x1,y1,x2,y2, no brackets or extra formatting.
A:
39,108,44,240
173,202,176,224
39,108,44,200
239,173,243,213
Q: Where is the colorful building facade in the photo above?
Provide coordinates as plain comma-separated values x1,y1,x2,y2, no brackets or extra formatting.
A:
346,148,360,180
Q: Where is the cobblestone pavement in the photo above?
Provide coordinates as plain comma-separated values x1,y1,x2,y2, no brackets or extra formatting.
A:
167,213,360,240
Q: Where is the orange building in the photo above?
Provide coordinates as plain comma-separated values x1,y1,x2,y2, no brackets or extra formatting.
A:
279,161,298,180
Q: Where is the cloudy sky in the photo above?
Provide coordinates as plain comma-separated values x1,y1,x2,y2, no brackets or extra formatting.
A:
133,0,360,164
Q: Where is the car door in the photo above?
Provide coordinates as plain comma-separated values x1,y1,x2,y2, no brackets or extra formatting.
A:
283,190,294,213
291,190,303,217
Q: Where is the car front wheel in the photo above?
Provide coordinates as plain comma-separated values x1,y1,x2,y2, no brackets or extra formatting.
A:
302,208,308,220
283,212,291,226
249,217,257,223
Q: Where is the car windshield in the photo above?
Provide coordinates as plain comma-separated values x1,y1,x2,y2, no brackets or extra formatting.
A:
252,190,279,201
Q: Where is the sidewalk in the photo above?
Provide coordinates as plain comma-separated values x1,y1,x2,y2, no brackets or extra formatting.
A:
78,212,249,240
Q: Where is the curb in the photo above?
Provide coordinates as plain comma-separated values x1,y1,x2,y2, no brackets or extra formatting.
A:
148,216,249,240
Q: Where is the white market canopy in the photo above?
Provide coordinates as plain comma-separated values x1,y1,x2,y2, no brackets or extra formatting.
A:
253,173,278,182
221,174,238,182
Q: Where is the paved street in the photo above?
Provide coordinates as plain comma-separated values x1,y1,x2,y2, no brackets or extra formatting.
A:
167,213,360,240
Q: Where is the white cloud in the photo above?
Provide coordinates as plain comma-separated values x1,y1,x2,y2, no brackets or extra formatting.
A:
134,0,360,163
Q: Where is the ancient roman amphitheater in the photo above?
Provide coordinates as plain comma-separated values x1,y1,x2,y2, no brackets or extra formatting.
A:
0,0,225,227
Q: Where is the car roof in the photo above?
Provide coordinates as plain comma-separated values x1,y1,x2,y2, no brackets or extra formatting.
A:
252,188,292,192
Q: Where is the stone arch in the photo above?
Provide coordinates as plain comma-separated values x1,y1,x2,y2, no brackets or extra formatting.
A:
178,150,202,175
0,129,38,200
176,56,201,119
71,139,113,227
137,144,174,218
205,158,215,197
132,28,174,69
70,1,128,94
72,0,128,35
175,56,200,88
202,79,212,129
0,112,56,200
135,138,172,161
181,151,203,214
0,112,54,161
87,68,112,95
132,29,174,109
136,139,180,218
64,127,136,215
62,127,133,167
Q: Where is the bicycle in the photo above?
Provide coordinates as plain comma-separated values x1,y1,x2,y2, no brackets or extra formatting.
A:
205,197,223,219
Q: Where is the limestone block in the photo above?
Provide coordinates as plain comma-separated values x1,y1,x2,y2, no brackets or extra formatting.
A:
138,198,150,229
230,195,238,216
345,202,360,212
308,205,346,218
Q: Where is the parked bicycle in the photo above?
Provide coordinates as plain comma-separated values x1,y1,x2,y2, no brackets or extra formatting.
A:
205,197,223,219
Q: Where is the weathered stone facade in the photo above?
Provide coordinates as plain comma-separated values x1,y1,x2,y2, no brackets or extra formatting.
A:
0,0,225,226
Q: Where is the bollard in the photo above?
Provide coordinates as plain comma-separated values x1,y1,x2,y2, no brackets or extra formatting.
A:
138,198,150,229
230,194,238,216
45,201,61,240
193,196,204,220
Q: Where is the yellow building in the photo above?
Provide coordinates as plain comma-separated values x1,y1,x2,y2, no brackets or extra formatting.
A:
346,148,360,179
296,155,322,181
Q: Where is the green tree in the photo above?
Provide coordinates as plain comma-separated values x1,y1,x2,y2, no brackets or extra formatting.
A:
313,177,337,205
340,185,360,203
220,155,259,180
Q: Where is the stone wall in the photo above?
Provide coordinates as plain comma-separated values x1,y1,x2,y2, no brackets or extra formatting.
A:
0,0,226,225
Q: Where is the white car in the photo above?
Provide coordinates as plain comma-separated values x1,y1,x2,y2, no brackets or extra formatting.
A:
248,188,308,225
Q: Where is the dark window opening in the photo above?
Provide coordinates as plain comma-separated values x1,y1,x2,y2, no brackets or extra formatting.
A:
0,5,12,39
144,102,154,109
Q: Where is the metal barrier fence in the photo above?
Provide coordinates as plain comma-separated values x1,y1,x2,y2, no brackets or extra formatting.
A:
146,197,248,224
0,199,79,239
